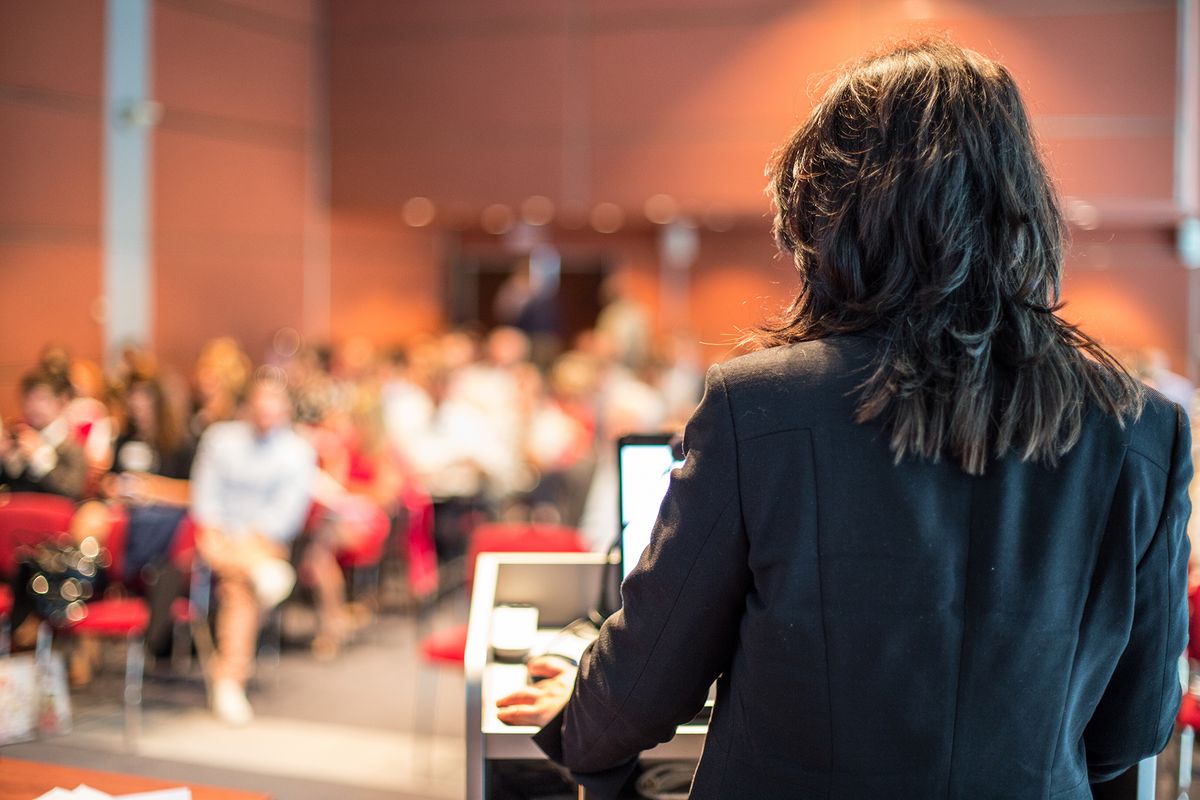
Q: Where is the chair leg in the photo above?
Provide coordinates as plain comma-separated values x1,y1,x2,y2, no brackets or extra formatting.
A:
0,613,9,657
1181,725,1194,798
171,617,192,673
257,607,283,689
35,622,53,669
124,632,144,752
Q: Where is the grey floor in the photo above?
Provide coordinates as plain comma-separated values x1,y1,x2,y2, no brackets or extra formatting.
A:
1,599,469,800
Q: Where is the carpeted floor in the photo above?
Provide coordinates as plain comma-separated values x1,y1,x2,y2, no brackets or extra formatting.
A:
1,602,469,800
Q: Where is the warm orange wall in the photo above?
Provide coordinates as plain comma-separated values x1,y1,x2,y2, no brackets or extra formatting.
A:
0,0,1191,422
328,0,1191,374
0,0,105,416
330,0,1177,215
153,0,322,371
329,212,441,344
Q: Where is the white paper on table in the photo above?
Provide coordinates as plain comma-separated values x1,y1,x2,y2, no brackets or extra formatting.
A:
115,789,192,800
33,790,81,800
69,786,115,800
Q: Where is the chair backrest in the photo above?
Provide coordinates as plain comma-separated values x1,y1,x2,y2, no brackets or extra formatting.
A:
466,522,588,587
403,486,438,603
0,493,76,578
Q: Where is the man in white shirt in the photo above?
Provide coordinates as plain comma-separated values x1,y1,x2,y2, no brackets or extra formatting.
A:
190,375,316,725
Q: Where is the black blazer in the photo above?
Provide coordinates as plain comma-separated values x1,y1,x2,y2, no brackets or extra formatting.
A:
534,334,1192,799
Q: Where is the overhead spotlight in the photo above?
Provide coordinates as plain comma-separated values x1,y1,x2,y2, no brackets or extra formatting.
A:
402,197,436,227
590,202,624,234
644,194,679,225
482,204,516,235
520,195,556,226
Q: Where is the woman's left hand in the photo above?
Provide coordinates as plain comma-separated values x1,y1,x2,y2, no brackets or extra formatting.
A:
495,656,577,727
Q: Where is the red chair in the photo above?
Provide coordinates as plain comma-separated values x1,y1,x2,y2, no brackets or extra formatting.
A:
0,584,12,655
0,497,149,748
0,493,75,656
419,522,588,666
332,498,392,602
412,521,587,769
0,493,76,576
402,485,438,605
57,504,150,749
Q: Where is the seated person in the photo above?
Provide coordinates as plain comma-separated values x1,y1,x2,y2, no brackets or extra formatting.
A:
295,388,394,660
190,375,316,725
68,375,197,682
0,367,87,499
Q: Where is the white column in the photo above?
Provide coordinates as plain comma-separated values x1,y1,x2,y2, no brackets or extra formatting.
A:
103,0,155,360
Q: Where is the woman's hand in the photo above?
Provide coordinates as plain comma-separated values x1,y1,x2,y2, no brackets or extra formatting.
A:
495,656,578,727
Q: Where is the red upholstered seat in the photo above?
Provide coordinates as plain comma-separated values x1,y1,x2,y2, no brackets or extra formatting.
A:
0,493,76,577
0,584,11,617
403,486,438,602
1182,691,1200,730
418,523,588,667
68,597,149,637
334,500,391,570
420,623,470,665
465,522,588,586
170,596,191,622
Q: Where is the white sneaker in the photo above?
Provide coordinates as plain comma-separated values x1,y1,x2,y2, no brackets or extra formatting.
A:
211,678,254,726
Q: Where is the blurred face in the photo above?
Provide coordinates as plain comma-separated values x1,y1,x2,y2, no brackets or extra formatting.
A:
126,385,156,436
23,385,66,430
246,382,290,434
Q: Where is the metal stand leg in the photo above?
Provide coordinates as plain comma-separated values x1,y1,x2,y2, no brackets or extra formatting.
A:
1182,726,1194,799
35,621,52,669
124,632,144,752
170,615,192,673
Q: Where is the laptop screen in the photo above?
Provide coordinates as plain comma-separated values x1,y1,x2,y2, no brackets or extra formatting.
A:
617,434,685,583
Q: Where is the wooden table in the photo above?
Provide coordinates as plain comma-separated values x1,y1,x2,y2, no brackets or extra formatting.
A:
0,758,271,800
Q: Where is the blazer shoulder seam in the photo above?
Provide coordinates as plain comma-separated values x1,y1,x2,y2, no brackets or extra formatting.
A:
1126,444,1170,477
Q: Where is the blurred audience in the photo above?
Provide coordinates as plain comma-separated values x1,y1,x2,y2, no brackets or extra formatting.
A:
6,310,1199,731
0,299,801,722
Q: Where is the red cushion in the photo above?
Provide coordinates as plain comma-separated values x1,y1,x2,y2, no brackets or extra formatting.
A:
334,501,391,569
0,493,76,577
466,523,587,586
420,624,468,666
1182,691,1200,730
0,584,11,617
68,597,149,637
170,597,193,623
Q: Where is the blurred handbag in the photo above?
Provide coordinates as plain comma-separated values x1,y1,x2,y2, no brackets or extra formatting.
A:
17,535,106,627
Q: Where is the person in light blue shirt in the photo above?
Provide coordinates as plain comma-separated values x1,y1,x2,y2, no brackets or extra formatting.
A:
190,374,316,725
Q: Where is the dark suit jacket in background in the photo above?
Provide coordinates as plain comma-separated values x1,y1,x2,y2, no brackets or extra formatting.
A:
534,334,1192,799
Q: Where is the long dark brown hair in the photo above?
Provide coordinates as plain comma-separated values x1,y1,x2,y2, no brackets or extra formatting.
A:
751,36,1142,475
123,376,186,459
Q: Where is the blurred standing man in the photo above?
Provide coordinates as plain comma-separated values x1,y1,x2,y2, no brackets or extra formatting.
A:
191,375,316,725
